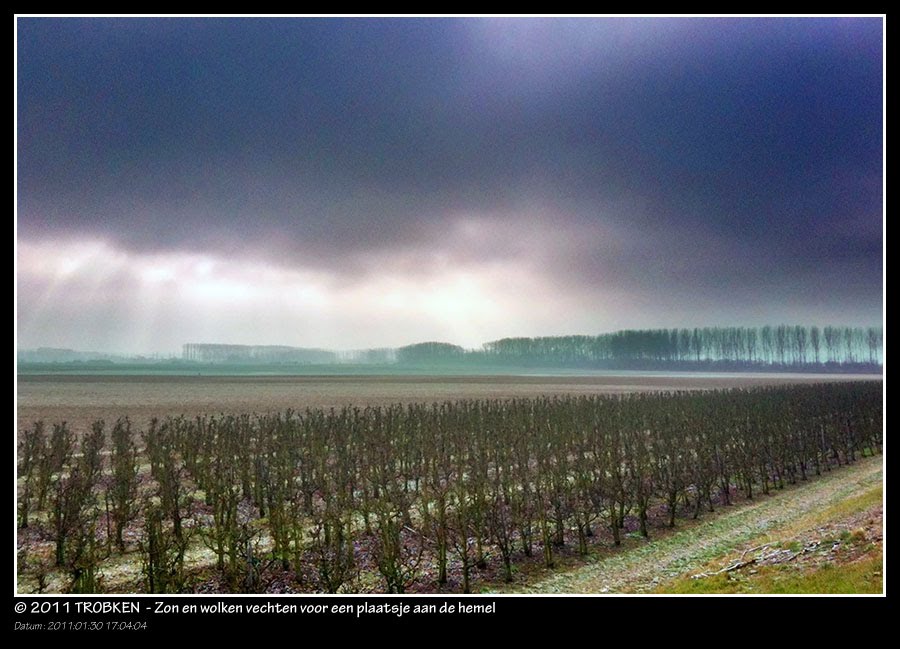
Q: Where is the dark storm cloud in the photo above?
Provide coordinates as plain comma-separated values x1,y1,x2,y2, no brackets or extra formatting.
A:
17,17,883,340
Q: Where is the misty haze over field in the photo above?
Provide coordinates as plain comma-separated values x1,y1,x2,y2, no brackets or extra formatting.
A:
16,17,883,355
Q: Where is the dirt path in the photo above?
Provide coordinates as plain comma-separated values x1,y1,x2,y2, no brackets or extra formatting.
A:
513,455,883,594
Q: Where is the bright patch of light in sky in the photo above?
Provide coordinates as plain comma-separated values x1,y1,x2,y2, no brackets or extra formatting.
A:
16,236,592,353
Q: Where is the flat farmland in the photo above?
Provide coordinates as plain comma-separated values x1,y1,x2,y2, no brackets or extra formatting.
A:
16,372,880,434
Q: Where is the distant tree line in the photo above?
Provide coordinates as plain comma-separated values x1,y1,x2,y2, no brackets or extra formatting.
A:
25,326,880,370
337,348,398,364
478,325,882,369
17,381,882,594
17,348,125,363
396,341,466,364
182,344,337,364
185,326,881,370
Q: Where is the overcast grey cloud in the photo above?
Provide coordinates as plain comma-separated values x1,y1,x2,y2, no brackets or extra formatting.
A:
16,17,883,353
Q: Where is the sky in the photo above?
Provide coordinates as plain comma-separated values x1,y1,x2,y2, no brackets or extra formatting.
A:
16,17,884,355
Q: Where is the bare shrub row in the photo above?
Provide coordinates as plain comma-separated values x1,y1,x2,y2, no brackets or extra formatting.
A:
16,381,882,593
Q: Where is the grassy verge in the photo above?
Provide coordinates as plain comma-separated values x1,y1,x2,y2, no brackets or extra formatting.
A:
659,550,882,594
